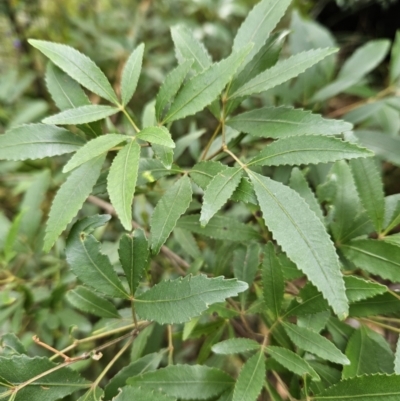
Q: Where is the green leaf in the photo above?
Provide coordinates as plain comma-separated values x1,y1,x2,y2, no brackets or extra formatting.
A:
212,338,260,355
200,167,243,226
177,214,261,242
45,62,90,110
152,144,174,169
283,322,350,365
150,175,192,254
226,106,351,139
121,43,144,106
114,387,176,401
137,159,180,185
66,216,129,299
231,178,258,205
289,168,324,223
107,140,141,230
135,274,248,324
343,326,394,379
341,239,400,282
43,105,119,125
232,0,291,67
163,46,250,123
233,243,260,287
136,126,175,148
313,40,391,102
0,355,89,401
229,48,337,99
249,172,348,319
29,39,118,104
190,161,227,189
171,25,212,74
344,276,387,303
127,364,234,399
266,346,320,381
395,335,400,374
43,155,105,251
248,136,371,167
118,230,149,296
390,31,400,84
314,374,400,401
262,242,284,320
76,387,104,401
66,285,120,318
232,351,266,401
350,158,385,233
0,124,85,161
173,227,202,260
63,133,127,173
104,352,162,399
0,333,26,356
349,293,400,317
156,59,193,121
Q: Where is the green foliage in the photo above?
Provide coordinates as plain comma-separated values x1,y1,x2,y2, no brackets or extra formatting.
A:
1,0,400,400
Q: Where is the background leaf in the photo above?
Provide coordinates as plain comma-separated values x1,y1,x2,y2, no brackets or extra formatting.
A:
121,43,144,106
212,338,260,355
136,126,175,148
135,275,248,324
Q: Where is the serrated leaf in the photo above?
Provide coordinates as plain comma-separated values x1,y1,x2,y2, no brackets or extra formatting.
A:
212,338,260,355
314,374,400,401
344,276,387,303
350,158,385,233
0,124,85,161
150,175,192,254
29,39,118,104
283,322,350,365
66,217,129,299
200,167,243,226
289,168,324,223
226,106,351,138
43,155,105,251
249,172,348,319
262,242,284,320
0,355,89,401
171,26,212,74
152,144,174,169
104,352,162,399
43,105,119,125
248,136,371,167
121,43,144,106
118,230,149,296
232,351,265,401
0,333,26,356
114,387,176,401
313,40,391,102
349,293,400,317
229,48,337,99
45,62,90,110
233,243,260,287
163,46,250,123
231,178,258,204
232,0,291,68
63,134,127,173
127,364,234,399
76,387,104,401
136,126,175,148
266,346,320,381
341,239,400,282
177,214,261,242
135,274,247,324
343,326,394,379
190,161,227,189
297,311,330,333
66,285,120,318
137,158,181,185
156,59,193,121
107,140,140,230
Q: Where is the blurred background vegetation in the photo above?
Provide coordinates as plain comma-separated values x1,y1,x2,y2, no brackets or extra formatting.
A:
1,0,399,390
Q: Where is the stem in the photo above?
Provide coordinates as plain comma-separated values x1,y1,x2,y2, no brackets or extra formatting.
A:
131,302,139,329
167,325,174,365
33,336,71,361
223,146,247,169
120,107,140,133
359,317,400,334
200,123,221,161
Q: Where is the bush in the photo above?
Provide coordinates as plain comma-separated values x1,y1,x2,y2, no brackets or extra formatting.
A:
1,0,400,400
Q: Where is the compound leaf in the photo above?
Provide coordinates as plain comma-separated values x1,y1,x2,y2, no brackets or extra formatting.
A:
226,106,351,138
134,275,248,324
66,285,120,318
121,43,144,106
118,230,149,296
0,124,85,161
107,140,141,230
249,172,348,319
150,175,192,254
127,364,234,399
29,39,118,104
63,133,127,173
43,155,105,251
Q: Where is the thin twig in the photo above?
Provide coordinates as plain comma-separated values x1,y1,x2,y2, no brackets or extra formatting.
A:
87,195,189,271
